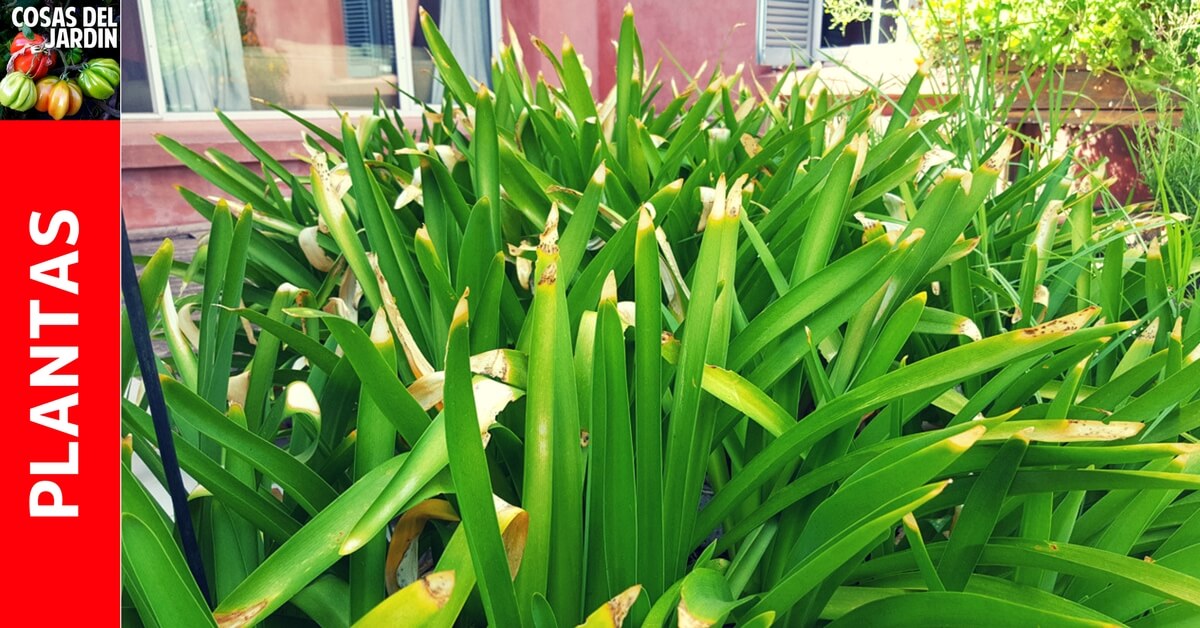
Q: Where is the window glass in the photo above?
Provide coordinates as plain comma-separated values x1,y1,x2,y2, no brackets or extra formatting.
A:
819,0,906,49
820,10,870,48
879,0,901,43
121,0,491,114
138,0,398,112
121,0,154,113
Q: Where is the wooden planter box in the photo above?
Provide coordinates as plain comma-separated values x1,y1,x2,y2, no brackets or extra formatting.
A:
1001,65,1174,126
995,64,1178,205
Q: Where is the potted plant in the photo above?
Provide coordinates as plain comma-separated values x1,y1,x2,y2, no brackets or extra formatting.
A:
905,0,1199,124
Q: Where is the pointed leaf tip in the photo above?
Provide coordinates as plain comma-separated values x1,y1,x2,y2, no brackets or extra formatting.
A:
452,291,470,328
592,162,607,184
638,204,655,231
601,271,618,303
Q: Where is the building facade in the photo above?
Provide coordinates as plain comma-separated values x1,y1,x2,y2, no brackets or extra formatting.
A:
120,0,1142,232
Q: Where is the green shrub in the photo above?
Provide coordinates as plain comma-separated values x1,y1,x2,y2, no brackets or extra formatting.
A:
122,9,1200,627
1136,87,1200,217
904,0,1200,87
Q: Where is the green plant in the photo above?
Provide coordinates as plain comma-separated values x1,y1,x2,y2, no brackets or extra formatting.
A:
904,0,1200,88
123,9,1200,627
1135,83,1200,217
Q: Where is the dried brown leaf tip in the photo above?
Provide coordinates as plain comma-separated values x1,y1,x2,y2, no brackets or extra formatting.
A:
601,271,619,303
740,133,762,157
985,135,1016,173
677,601,705,628
675,593,726,628
299,226,336,272
608,585,643,627
452,291,471,328
1020,306,1099,337
471,349,512,380
638,203,655,232
726,174,749,218
540,203,561,251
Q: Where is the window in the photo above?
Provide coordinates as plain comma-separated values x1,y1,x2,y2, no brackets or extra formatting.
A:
121,0,498,117
819,0,907,49
758,0,819,67
757,0,914,67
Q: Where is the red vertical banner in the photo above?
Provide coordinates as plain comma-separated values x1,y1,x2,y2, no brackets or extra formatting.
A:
2,122,120,621
2,2,123,623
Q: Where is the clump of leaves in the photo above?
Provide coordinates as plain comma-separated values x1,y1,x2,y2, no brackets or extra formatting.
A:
907,0,1200,88
1136,86,1200,216
123,8,1200,628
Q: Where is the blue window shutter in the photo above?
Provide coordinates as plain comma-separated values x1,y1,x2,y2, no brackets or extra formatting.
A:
342,0,396,78
758,0,818,67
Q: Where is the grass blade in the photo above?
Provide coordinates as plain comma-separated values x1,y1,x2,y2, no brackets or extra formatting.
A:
444,295,523,626
939,432,1029,591
160,377,338,515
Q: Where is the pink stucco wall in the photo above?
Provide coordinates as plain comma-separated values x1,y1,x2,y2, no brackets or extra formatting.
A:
504,0,603,87
596,0,771,96
504,0,771,99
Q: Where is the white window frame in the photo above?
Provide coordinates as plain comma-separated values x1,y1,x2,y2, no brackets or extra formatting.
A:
126,0,499,121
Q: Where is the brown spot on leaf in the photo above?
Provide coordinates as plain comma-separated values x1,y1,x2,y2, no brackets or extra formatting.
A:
546,185,582,198
421,571,455,608
215,600,269,628
1019,306,1098,337
580,431,590,448
538,261,558,286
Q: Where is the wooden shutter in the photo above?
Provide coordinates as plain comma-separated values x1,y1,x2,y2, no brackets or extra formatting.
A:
757,0,818,67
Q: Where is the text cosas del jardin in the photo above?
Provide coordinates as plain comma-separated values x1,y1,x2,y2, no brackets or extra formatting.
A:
10,6,117,49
